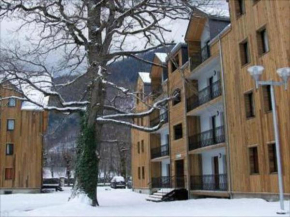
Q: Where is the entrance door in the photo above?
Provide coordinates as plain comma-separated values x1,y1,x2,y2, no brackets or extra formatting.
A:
213,156,219,190
208,76,214,99
175,160,184,188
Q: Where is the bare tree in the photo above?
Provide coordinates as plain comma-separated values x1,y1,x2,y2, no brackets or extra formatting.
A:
0,0,221,206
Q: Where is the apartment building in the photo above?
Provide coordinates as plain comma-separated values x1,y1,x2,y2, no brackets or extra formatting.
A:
132,0,290,200
0,81,49,194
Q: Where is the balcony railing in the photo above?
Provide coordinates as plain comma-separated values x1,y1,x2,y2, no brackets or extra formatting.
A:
187,80,222,112
150,112,168,127
188,126,225,151
151,176,185,189
189,45,211,71
151,144,169,159
190,174,228,191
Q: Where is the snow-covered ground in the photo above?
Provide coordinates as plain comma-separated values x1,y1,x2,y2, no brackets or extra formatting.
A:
1,187,289,216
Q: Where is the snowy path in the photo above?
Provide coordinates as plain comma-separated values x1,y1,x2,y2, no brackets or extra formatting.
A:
1,187,289,216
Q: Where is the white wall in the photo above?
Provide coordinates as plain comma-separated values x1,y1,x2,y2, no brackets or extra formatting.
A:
201,147,226,175
160,128,169,145
200,110,224,132
161,158,170,176
200,20,210,48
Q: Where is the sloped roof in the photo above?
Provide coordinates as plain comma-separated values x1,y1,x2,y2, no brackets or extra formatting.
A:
155,53,168,64
138,72,151,84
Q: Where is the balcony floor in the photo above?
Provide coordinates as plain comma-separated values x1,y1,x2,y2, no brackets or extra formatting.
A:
151,155,170,162
187,96,223,116
189,142,226,155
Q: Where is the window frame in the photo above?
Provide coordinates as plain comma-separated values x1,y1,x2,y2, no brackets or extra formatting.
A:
268,143,278,174
257,27,270,56
8,98,16,107
138,167,141,180
244,91,255,119
142,166,145,179
249,146,259,175
137,142,140,154
6,143,14,155
239,39,251,66
7,119,15,131
235,0,246,18
5,168,14,180
141,140,144,153
262,85,272,112
171,54,179,73
173,123,183,140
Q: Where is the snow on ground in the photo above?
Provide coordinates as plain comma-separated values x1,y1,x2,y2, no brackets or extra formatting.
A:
1,187,289,217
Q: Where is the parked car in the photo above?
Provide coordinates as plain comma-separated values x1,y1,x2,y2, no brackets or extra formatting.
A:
42,178,63,192
110,176,126,189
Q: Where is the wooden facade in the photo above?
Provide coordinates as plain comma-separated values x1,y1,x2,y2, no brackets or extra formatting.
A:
131,0,290,199
0,82,48,194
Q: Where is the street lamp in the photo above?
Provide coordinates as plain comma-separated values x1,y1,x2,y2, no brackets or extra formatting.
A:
248,66,290,215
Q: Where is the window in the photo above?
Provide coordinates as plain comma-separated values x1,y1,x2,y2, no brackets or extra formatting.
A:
141,140,144,153
268,143,278,173
162,67,168,82
253,0,260,4
7,119,15,131
8,98,16,107
240,40,250,66
137,142,140,154
138,167,141,179
142,167,145,179
174,124,183,140
257,28,269,55
245,92,255,118
263,85,272,112
5,168,14,180
172,89,181,106
235,0,245,17
6,144,14,155
171,54,179,73
249,147,259,174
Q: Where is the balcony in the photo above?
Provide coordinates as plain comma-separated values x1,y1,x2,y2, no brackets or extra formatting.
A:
187,80,222,112
150,112,168,127
188,126,225,151
151,144,169,159
151,176,185,189
189,45,211,71
190,174,228,191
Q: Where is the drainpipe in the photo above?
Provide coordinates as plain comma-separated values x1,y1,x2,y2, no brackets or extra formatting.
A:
182,61,191,199
218,36,233,198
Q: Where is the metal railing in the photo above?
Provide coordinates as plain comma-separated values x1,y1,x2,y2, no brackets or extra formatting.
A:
150,112,168,127
188,126,225,151
190,174,228,191
151,176,185,189
187,80,222,112
151,144,169,159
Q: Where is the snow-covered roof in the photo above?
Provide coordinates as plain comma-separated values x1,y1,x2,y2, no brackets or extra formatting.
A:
138,72,151,84
0,72,51,111
197,6,230,19
155,53,168,64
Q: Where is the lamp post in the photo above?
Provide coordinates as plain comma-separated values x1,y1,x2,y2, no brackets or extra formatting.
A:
248,66,290,215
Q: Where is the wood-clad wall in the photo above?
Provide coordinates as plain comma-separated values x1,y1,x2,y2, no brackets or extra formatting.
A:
219,0,290,194
0,83,48,191
131,76,151,189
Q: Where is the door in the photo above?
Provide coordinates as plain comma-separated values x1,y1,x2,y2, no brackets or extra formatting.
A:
211,115,216,143
208,76,214,99
175,160,184,188
213,156,219,190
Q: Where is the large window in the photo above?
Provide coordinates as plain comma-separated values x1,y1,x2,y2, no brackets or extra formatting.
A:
172,89,181,106
235,0,245,17
5,168,14,180
257,28,269,55
7,119,15,131
263,85,272,112
244,92,255,118
174,124,183,140
249,147,259,174
268,143,277,173
240,40,250,66
6,144,14,155
8,98,16,107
